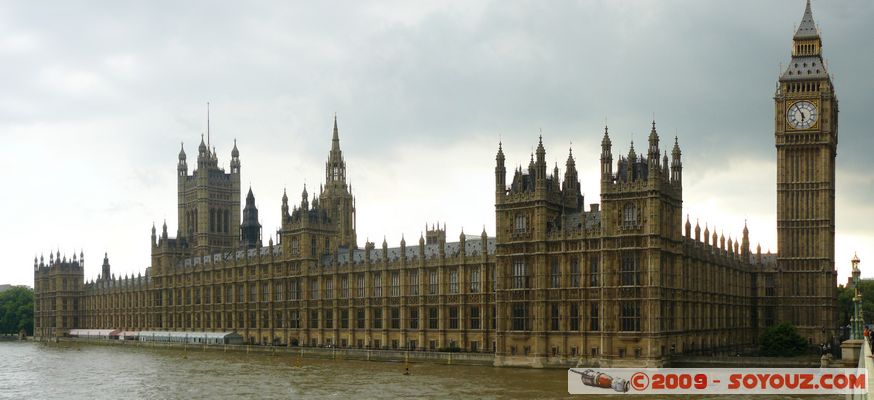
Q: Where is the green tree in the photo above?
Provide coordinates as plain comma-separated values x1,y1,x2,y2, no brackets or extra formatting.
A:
0,287,34,335
760,322,807,357
837,281,874,328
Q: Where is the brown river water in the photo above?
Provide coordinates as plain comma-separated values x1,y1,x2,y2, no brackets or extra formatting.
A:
0,341,840,399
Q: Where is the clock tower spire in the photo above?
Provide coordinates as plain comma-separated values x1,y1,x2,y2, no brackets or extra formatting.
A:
774,0,838,345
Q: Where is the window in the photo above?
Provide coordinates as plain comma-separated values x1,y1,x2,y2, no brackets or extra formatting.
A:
409,270,419,296
449,270,459,294
273,312,283,329
512,304,528,331
261,283,268,302
225,285,232,303
340,276,349,299
589,256,599,287
248,284,256,302
514,214,527,231
570,258,580,287
512,259,528,289
289,279,300,300
620,253,640,286
356,309,365,329
372,272,382,297
409,309,419,330
470,268,480,293
236,284,244,303
590,302,599,331
324,310,333,329
390,272,400,297
357,274,365,298
309,310,319,329
449,307,458,329
310,278,319,299
291,238,300,256
428,270,438,294
204,287,211,304
428,307,438,329
550,258,560,288
570,304,580,331
325,279,333,299
619,301,640,331
273,283,282,301
470,306,480,330
390,308,400,329
550,304,560,331
340,309,349,329
623,203,638,227
372,308,383,329
311,237,317,257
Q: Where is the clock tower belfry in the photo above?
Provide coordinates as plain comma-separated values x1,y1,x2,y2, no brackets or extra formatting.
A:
774,0,838,344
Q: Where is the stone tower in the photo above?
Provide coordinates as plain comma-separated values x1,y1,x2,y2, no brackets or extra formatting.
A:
774,0,838,343
33,251,84,339
598,123,683,364
319,115,358,250
493,135,584,367
176,134,242,256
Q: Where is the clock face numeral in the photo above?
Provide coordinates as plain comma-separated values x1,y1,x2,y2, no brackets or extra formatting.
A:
787,101,818,129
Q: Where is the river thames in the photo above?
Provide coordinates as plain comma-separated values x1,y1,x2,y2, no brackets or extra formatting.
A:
0,341,840,399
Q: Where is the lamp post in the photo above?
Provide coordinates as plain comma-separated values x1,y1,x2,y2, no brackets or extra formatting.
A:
850,253,862,340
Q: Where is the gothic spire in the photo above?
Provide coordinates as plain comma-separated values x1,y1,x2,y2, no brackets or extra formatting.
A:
648,120,660,163
326,114,346,185
332,113,340,152
794,0,818,40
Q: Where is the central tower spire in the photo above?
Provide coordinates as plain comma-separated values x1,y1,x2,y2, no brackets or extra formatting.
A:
326,113,346,185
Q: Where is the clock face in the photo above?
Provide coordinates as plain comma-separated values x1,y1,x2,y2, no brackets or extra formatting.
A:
787,101,818,129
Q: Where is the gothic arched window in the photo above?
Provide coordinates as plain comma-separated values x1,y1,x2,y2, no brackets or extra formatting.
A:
623,204,638,227
514,214,527,232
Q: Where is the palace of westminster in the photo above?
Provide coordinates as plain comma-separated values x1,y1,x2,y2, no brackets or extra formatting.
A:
33,2,841,367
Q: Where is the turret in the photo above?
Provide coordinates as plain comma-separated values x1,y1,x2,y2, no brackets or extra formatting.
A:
741,221,750,260
240,187,262,249
600,126,613,184
400,234,407,256
671,137,682,185
495,142,506,196
535,135,547,186
281,188,289,217
694,220,701,242
197,134,208,167
230,139,240,174
301,185,309,210
151,223,157,247
101,253,111,281
563,147,581,208
647,120,660,172
626,141,637,182
177,142,187,177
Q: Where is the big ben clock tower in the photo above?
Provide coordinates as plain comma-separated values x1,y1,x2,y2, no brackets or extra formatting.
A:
775,0,838,344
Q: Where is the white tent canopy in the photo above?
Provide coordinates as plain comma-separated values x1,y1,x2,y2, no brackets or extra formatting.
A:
69,329,118,338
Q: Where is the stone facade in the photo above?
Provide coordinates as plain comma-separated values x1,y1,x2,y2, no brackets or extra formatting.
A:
33,2,839,367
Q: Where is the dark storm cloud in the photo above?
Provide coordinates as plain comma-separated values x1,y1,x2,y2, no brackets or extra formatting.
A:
1,0,871,285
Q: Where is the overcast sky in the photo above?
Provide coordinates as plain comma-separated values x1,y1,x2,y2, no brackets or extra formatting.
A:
2,0,871,286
